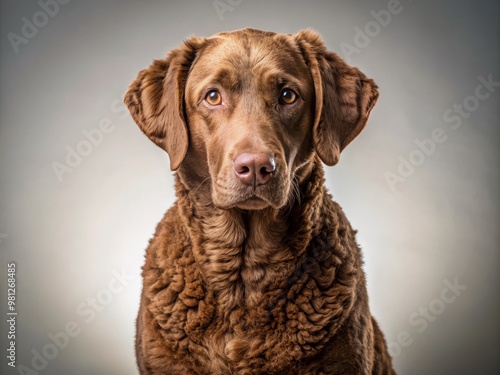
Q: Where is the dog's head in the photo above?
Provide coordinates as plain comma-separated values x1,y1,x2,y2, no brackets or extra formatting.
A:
125,29,378,210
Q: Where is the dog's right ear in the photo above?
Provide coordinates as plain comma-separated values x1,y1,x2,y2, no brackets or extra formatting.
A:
124,37,205,170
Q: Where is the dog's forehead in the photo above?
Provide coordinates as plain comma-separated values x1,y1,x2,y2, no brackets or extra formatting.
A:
192,30,308,80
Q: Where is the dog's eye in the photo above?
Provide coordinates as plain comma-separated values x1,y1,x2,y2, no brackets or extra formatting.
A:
279,89,298,105
205,90,222,106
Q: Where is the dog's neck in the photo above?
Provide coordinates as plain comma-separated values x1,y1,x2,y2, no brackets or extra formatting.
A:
174,157,326,306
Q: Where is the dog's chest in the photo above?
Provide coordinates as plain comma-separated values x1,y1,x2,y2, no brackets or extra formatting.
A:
199,302,296,374
165,268,337,374
149,200,353,373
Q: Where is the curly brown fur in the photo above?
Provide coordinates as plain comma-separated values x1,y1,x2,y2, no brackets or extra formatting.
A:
125,28,395,374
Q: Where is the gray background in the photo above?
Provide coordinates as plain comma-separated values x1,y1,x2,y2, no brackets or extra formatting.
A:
1,0,498,374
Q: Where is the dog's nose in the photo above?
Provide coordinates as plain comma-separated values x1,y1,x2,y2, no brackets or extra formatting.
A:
233,153,276,186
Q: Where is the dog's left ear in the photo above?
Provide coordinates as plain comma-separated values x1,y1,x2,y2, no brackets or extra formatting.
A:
295,30,379,166
124,37,206,170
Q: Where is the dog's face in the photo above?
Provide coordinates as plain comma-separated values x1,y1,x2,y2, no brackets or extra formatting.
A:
183,31,316,210
125,29,378,210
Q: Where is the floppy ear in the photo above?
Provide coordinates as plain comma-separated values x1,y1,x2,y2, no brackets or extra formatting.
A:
296,30,379,166
124,37,205,170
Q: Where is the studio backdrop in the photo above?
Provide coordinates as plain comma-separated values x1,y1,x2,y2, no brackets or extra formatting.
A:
0,1,498,374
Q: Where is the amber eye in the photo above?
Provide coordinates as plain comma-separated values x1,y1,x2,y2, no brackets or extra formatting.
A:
279,88,298,104
205,90,222,106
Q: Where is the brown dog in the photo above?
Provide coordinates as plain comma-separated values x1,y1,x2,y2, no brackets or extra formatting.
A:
125,28,395,374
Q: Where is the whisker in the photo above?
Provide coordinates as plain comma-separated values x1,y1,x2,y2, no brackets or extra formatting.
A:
284,177,301,215
192,176,211,196
293,178,302,205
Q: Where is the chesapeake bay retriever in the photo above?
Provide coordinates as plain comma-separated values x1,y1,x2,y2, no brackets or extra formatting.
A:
125,28,395,374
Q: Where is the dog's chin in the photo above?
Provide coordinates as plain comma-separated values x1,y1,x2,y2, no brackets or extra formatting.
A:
234,197,271,210
213,195,285,211
213,197,270,211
